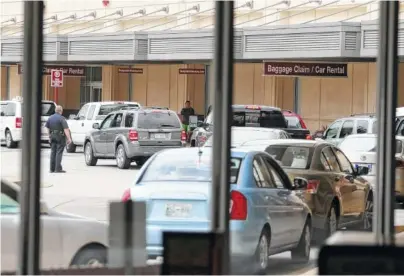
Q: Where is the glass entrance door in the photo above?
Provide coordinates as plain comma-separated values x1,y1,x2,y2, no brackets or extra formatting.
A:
92,87,102,102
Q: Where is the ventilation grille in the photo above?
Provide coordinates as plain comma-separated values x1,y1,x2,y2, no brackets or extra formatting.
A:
362,30,378,49
149,36,242,54
136,39,148,55
69,39,134,55
245,32,341,52
1,42,56,56
345,32,358,50
59,42,68,55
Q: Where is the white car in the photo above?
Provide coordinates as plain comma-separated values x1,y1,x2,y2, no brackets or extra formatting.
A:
339,134,404,202
0,179,108,272
0,97,56,148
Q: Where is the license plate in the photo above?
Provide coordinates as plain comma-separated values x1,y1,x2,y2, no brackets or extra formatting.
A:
165,203,192,217
354,163,373,172
153,133,168,140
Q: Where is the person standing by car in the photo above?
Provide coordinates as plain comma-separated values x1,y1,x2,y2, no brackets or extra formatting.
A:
45,105,72,173
180,100,195,134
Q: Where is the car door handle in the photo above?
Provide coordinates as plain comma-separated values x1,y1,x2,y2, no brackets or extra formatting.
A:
335,176,341,181
81,123,84,127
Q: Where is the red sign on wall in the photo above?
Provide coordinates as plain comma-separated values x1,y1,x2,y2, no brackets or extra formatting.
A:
51,70,63,87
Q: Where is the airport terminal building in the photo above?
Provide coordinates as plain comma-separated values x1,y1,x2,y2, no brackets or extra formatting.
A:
2,0,404,131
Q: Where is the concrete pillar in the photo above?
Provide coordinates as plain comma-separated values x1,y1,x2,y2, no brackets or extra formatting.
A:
1,66,8,100
102,65,119,101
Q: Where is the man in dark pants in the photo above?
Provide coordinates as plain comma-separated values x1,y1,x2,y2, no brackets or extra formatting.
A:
45,105,72,173
180,100,195,134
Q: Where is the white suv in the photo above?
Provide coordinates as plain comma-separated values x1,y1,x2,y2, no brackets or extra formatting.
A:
0,97,57,148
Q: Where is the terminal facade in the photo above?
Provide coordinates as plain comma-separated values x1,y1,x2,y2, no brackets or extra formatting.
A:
2,0,404,131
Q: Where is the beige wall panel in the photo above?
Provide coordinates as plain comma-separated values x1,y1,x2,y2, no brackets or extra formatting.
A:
300,78,321,131
1,66,7,100
9,65,21,99
131,65,148,106
117,66,129,101
64,77,81,110
253,64,265,105
187,64,205,115
146,65,170,107
102,65,113,101
398,63,404,107
169,64,180,112
351,63,369,114
234,63,254,104
263,76,275,106
280,77,295,110
367,63,377,113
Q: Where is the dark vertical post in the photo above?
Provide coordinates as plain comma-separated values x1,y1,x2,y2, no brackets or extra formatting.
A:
210,1,224,234
219,1,234,274
19,1,44,275
375,0,399,246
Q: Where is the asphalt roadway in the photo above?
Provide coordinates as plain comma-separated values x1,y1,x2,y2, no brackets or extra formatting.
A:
0,145,318,275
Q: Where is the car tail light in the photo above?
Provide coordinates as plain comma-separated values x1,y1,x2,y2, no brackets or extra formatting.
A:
181,130,187,142
15,117,22,128
122,188,131,202
129,130,138,141
230,190,247,220
307,180,320,194
306,134,312,140
299,119,307,129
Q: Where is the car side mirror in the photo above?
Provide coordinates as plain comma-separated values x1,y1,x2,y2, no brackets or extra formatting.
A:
92,123,100,129
356,166,369,176
293,177,308,190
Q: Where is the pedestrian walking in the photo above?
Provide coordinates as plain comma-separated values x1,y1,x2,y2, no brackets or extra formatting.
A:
180,100,195,134
45,105,72,173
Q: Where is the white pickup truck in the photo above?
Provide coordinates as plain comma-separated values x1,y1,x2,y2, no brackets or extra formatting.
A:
66,101,141,153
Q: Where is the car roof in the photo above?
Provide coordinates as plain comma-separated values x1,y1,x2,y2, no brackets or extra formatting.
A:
282,110,299,116
157,147,250,159
397,107,404,117
343,133,404,140
238,139,327,149
86,101,141,105
231,126,284,133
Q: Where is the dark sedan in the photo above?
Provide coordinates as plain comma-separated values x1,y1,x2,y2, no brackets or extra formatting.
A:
239,139,373,239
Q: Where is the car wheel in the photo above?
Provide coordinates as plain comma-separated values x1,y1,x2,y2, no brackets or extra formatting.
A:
191,139,196,147
291,219,311,263
84,142,98,166
255,229,270,273
326,205,338,237
66,142,77,153
362,194,373,231
71,245,107,267
136,157,147,167
116,144,131,169
5,130,18,148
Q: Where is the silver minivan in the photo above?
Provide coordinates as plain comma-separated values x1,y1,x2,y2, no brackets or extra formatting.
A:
83,108,187,169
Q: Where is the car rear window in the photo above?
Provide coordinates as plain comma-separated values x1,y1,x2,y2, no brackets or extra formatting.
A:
265,145,312,169
140,150,242,183
137,111,181,129
284,116,302,128
22,102,55,116
204,128,279,147
205,108,287,128
98,104,139,116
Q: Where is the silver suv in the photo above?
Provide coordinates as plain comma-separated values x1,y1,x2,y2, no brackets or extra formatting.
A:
322,114,377,146
83,107,186,169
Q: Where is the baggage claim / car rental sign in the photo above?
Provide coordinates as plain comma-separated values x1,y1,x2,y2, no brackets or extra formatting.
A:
263,62,348,78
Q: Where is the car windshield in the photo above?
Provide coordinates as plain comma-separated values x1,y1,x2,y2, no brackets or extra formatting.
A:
98,104,139,116
204,128,279,147
284,116,302,128
141,150,242,183
205,109,286,128
340,137,402,153
137,111,181,129
266,145,311,169
0,193,20,214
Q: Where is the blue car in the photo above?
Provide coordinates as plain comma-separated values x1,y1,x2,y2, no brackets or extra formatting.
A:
122,147,312,272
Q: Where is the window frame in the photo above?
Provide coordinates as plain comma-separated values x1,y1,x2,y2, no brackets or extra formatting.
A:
86,104,96,120
252,156,276,189
356,119,369,134
324,120,342,139
77,104,89,120
100,114,115,130
339,119,354,139
332,147,355,175
321,146,342,172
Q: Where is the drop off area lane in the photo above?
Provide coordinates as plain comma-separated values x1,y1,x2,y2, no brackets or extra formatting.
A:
0,146,318,275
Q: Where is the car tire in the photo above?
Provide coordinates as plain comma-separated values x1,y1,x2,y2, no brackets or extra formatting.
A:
84,142,98,166
116,144,131,169
191,139,196,147
361,194,373,231
136,157,147,167
325,204,338,238
66,142,77,153
291,219,311,263
71,245,107,267
254,228,270,273
5,130,18,148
